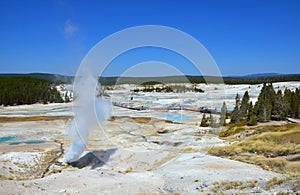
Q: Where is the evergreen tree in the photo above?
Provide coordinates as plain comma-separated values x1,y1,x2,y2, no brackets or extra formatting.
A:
231,93,241,123
272,90,286,120
209,114,218,127
248,113,257,126
290,91,299,118
200,113,209,127
296,88,300,118
239,91,250,120
0,77,64,106
255,83,273,122
283,88,292,117
219,101,227,126
247,101,257,126
247,101,253,121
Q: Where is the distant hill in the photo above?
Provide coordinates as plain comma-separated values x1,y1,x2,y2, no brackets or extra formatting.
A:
100,74,300,85
0,73,74,84
1,73,299,85
239,73,281,78
223,73,300,84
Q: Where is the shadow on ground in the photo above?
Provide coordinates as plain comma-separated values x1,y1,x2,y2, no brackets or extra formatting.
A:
68,148,117,169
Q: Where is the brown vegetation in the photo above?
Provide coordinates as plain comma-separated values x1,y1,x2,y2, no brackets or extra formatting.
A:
0,116,72,123
208,123,300,177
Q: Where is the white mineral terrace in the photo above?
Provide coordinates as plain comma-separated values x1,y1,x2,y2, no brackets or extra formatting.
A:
0,82,299,194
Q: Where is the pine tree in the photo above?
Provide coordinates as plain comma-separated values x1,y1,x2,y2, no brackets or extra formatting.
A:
296,88,300,118
209,114,218,127
255,83,273,122
200,113,209,127
219,101,227,126
0,77,64,106
272,90,286,120
239,91,250,120
248,113,257,126
247,101,257,126
290,91,299,118
283,88,292,117
231,93,241,123
247,101,253,121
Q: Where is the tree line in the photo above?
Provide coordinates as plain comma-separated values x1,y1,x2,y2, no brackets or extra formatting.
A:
132,84,204,93
0,77,64,106
200,83,300,127
230,83,300,126
2,73,299,86
100,74,300,85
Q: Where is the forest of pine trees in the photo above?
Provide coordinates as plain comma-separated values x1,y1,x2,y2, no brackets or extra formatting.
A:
201,83,300,127
0,77,64,106
230,83,300,125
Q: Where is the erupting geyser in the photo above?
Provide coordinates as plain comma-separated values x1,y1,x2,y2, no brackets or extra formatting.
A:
63,73,111,163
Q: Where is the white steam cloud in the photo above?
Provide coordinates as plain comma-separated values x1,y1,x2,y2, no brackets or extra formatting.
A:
63,73,111,162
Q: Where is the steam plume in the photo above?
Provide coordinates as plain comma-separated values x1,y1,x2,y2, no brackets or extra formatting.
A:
63,74,111,162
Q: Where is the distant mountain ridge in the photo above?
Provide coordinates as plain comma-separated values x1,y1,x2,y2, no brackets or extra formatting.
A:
0,73,74,84
239,73,282,78
0,72,299,85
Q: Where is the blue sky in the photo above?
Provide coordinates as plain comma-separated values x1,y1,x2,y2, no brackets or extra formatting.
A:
0,0,299,76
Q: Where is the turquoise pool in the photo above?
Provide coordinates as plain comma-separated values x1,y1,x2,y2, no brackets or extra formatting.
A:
0,136,46,145
0,136,17,143
167,115,191,121
161,113,193,121
9,140,46,145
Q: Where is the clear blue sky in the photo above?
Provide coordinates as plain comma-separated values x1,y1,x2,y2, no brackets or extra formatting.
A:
0,0,299,76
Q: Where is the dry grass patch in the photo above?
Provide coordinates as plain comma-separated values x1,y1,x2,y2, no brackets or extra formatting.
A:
212,180,258,193
265,177,286,190
286,161,300,177
131,117,152,124
208,123,300,177
219,121,248,137
252,156,287,172
0,116,72,123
